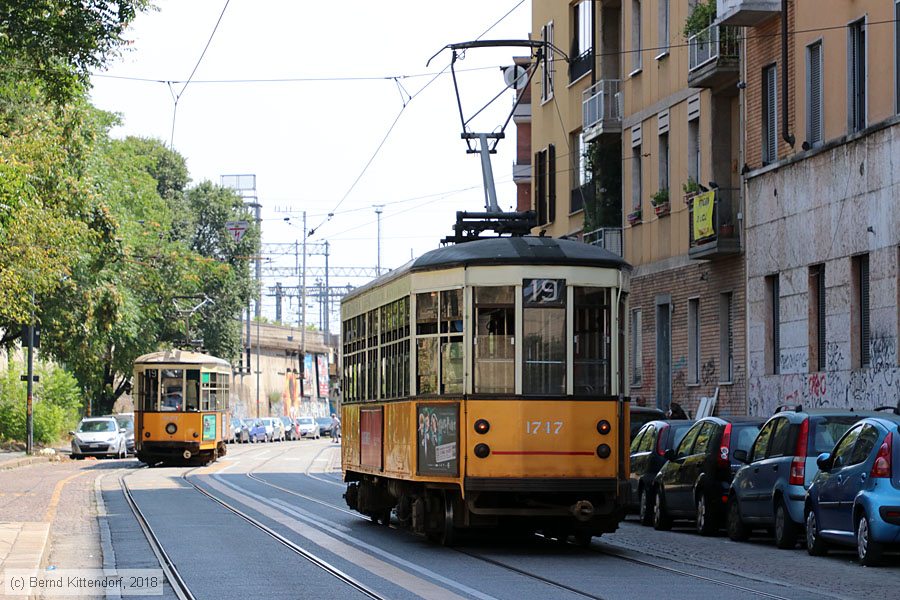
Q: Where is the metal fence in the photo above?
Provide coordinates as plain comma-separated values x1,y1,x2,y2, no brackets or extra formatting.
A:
582,80,621,133
583,227,623,257
688,24,740,72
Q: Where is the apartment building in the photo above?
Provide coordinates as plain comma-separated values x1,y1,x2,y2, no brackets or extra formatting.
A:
733,0,900,414
530,1,746,415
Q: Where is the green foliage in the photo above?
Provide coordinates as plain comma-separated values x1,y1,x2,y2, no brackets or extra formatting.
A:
683,178,702,195
0,362,82,444
583,140,623,231
651,189,670,206
683,1,717,39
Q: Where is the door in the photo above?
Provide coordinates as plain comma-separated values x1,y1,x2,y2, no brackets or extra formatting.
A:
741,419,776,520
817,424,862,530
662,421,702,514
832,424,880,534
630,424,657,498
655,302,672,411
753,417,791,522
676,421,717,512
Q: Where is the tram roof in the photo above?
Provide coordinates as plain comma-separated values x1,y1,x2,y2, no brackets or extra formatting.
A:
344,236,629,302
134,349,231,368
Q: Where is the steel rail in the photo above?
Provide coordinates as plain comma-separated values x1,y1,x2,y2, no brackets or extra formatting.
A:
119,472,195,600
180,467,387,600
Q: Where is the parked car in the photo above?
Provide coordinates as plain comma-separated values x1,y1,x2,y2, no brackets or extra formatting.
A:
258,417,280,442
105,413,135,455
280,416,297,441
296,416,321,439
231,418,250,444
316,416,334,436
728,406,870,547
630,419,695,525
271,417,287,442
246,419,268,443
805,411,900,565
630,406,666,440
652,416,764,535
70,417,128,459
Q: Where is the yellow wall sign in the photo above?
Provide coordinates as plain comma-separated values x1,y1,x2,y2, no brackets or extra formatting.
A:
692,191,715,240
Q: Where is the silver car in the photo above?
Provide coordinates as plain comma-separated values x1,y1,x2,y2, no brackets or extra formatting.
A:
70,417,127,459
295,417,321,439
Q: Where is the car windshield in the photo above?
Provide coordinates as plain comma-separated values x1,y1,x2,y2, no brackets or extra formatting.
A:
731,424,762,453
299,418,315,425
317,417,330,424
114,417,133,431
811,416,860,454
78,420,116,433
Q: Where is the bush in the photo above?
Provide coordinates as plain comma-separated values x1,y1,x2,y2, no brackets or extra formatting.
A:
0,361,82,445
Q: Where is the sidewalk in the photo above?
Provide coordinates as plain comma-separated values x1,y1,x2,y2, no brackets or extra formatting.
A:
0,449,66,471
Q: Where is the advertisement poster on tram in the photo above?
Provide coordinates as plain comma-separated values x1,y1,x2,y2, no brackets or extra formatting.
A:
302,353,315,397
416,404,459,476
316,354,329,398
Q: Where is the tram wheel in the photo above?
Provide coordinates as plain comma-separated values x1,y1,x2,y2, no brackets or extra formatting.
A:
425,491,456,546
573,531,592,547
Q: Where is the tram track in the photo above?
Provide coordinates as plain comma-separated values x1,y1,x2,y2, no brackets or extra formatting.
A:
240,443,799,600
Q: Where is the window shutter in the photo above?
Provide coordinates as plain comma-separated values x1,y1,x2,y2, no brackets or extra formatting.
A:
534,150,547,225
860,255,870,366
764,66,778,163
548,144,557,222
773,276,781,374
816,265,826,372
807,43,822,145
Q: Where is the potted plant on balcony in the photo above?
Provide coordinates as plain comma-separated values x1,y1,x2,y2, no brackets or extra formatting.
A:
651,189,670,216
683,178,702,204
719,220,735,238
626,208,642,226
683,0,717,40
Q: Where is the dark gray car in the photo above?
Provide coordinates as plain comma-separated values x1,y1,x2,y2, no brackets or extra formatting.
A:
630,419,694,525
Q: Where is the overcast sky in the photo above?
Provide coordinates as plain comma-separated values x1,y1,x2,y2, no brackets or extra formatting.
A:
89,0,533,327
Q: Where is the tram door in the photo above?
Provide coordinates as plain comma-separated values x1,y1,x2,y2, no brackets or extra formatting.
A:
655,301,672,411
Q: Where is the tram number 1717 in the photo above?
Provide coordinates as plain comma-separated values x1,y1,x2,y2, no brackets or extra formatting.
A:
525,420,564,435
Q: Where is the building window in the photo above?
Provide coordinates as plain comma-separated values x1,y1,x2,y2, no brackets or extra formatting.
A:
631,145,642,211
766,274,780,374
659,132,670,192
809,264,826,372
570,0,593,82
688,298,700,384
577,132,589,186
541,22,555,102
852,254,870,368
848,19,866,133
548,144,556,223
631,0,642,73
658,0,670,54
806,41,823,147
631,308,642,386
687,117,700,185
719,292,734,382
763,64,778,164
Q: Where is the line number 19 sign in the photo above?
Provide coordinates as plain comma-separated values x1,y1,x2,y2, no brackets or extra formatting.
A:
523,279,565,307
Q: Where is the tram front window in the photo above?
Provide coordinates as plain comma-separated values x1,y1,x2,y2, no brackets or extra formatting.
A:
574,287,612,396
522,279,566,395
474,286,514,394
160,369,184,411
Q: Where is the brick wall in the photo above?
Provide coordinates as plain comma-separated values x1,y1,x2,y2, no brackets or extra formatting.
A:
745,3,796,170
629,255,747,416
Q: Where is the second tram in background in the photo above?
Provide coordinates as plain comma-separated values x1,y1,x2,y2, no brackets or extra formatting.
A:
133,350,232,466
341,232,632,544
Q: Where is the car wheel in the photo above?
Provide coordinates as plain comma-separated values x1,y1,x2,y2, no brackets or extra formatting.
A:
774,500,799,549
653,487,672,531
727,497,750,542
805,509,829,556
638,487,653,526
857,513,885,566
696,494,717,536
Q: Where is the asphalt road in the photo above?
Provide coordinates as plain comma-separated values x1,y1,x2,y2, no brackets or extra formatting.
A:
104,441,900,600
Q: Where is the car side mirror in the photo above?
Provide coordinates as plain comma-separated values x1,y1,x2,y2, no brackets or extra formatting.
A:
816,452,833,472
119,428,127,433
733,449,749,464
664,448,676,461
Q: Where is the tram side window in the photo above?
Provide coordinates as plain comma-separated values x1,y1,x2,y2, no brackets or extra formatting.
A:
440,289,463,394
186,369,200,411
417,292,439,394
522,279,566,395
139,369,159,411
380,297,410,399
160,369,184,410
201,372,223,411
416,290,464,395
574,287,612,396
474,286,515,394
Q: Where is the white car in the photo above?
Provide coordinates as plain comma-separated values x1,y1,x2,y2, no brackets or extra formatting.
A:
260,417,285,442
295,417,321,439
70,417,127,459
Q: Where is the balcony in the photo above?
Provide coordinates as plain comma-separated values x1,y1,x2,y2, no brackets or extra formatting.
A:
688,188,742,260
688,24,740,92
512,161,531,183
570,181,594,214
717,0,781,26
569,49,592,83
582,80,622,142
584,227,623,257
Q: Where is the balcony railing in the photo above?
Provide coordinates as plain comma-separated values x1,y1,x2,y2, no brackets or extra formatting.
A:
717,0,781,26
582,80,622,142
569,49,592,83
688,24,740,90
584,227,623,257
688,188,742,259
570,181,595,214
512,161,531,183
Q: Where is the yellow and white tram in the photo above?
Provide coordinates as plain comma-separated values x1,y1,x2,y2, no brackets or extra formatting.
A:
341,236,632,544
133,350,231,466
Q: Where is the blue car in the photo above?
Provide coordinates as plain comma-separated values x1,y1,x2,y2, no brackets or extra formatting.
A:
805,412,900,566
245,419,268,443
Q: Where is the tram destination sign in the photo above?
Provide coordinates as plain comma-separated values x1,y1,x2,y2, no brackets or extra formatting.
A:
523,279,566,307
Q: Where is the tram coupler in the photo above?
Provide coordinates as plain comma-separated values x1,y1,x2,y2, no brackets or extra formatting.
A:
570,500,595,522
183,450,192,460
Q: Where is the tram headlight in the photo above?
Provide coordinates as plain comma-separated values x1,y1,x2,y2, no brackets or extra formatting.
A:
474,419,490,434
474,443,491,458
596,444,611,459
165,423,177,435
596,420,611,435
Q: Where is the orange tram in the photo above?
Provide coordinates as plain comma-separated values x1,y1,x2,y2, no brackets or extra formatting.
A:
341,236,633,544
134,350,231,466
